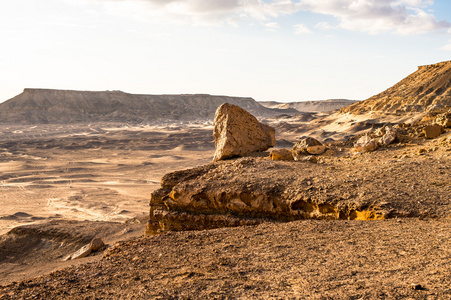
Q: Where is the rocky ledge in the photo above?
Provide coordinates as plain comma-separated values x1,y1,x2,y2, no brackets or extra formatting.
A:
146,138,451,234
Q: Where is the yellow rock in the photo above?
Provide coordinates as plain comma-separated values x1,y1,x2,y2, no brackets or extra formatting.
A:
306,145,326,155
423,124,443,139
269,149,293,161
352,210,384,220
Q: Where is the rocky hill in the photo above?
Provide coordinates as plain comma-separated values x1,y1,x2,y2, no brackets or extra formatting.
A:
0,89,298,124
342,60,451,114
260,99,358,112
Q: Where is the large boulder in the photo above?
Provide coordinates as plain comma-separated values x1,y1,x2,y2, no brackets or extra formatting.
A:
292,137,326,160
213,103,276,161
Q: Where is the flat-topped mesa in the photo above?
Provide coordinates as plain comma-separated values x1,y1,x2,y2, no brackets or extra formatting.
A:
212,103,276,161
341,60,451,115
0,89,294,124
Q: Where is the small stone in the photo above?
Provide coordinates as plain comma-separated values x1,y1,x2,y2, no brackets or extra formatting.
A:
303,156,318,163
306,145,327,155
66,237,105,260
435,112,451,128
292,137,325,159
269,149,293,161
324,149,336,156
417,148,426,155
411,283,425,290
354,135,378,153
379,126,397,146
70,244,92,260
90,237,105,251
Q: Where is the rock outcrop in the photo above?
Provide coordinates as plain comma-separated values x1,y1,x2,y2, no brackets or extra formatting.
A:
146,158,363,235
213,103,276,161
146,147,451,235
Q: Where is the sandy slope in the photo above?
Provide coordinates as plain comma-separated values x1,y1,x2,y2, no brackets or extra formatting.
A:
342,60,451,114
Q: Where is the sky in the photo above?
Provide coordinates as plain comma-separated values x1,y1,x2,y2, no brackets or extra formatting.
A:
0,0,450,103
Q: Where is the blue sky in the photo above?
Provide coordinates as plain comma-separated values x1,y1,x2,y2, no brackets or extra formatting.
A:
0,0,450,103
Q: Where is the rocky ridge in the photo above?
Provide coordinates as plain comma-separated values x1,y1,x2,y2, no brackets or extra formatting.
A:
342,60,451,114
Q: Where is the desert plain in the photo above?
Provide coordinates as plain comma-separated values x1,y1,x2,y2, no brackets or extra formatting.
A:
0,122,215,235
1,61,451,299
0,122,216,284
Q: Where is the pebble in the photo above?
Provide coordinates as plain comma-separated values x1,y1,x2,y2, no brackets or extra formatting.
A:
411,283,425,290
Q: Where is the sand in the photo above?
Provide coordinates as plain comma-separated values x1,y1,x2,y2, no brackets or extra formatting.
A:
0,123,215,235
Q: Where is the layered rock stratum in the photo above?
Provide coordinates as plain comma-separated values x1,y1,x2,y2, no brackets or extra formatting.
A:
0,89,297,124
342,60,451,114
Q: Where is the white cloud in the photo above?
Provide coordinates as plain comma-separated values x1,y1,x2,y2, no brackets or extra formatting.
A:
293,23,311,34
299,0,451,35
74,0,451,34
265,22,281,31
100,0,301,25
315,21,333,30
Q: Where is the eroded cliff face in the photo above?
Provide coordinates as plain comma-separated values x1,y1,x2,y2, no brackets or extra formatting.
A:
341,60,451,114
145,157,382,235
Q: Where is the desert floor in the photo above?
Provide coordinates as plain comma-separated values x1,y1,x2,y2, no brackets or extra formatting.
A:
0,123,215,235
0,123,215,284
0,119,450,299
